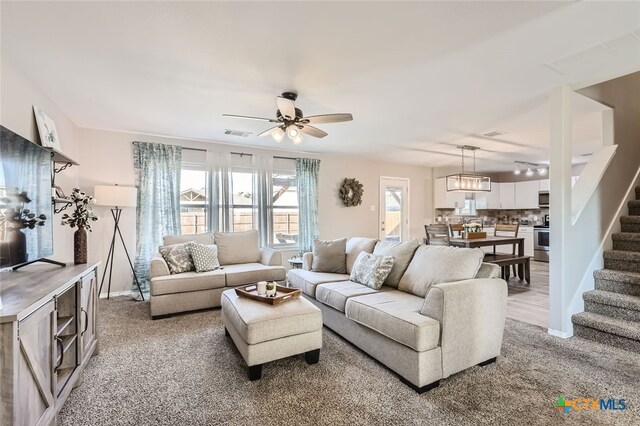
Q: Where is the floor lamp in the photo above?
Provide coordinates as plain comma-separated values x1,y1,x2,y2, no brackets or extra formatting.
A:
94,185,145,301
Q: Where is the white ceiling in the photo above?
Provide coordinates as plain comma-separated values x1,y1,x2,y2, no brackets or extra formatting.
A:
2,1,640,171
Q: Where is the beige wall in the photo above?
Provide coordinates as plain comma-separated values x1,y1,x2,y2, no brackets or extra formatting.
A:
0,56,80,263
78,127,433,295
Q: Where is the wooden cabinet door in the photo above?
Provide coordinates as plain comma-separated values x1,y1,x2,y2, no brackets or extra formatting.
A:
16,301,56,426
80,270,97,363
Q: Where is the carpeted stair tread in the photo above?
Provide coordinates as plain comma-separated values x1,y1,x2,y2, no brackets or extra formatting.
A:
594,269,640,285
612,232,640,251
629,200,640,215
604,250,640,260
571,312,640,341
583,290,640,312
604,250,640,273
621,216,640,232
636,186,640,200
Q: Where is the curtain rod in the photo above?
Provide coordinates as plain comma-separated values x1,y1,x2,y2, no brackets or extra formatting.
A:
181,146,296,161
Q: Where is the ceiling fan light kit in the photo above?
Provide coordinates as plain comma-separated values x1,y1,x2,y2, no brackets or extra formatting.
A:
446,145,491,192
513,161,548,177
223,91,353,144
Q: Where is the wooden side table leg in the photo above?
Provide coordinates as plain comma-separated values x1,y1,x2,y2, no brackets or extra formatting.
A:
248,364,262,381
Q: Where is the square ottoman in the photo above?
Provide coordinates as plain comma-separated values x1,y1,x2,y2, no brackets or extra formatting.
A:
221,289,323,380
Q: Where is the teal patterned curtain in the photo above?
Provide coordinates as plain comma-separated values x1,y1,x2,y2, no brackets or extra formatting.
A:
296,158,320,252
132,142,182,299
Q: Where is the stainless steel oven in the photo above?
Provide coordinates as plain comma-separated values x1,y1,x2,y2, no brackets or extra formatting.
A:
534,226,549,262
538,191,549,208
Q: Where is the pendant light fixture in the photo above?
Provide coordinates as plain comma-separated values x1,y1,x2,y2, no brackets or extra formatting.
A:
446,146,491,192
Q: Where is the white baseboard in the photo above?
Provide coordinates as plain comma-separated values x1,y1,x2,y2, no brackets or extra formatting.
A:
547,328,573,339
99,290,131,299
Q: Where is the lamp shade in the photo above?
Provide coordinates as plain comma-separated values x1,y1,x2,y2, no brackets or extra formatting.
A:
94,185,137,207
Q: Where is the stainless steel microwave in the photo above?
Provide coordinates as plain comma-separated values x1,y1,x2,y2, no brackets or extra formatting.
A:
538,191,549,208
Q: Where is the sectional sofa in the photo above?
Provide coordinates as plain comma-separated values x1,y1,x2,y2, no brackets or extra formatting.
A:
150,230,286,318
287,237,508,392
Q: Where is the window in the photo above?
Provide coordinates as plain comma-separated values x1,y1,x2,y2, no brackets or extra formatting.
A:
231,169,254,232
179,154,300,248
179,166,208,235
272,172,299,246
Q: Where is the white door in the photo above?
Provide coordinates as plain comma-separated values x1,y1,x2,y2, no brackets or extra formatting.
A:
380,177,409,242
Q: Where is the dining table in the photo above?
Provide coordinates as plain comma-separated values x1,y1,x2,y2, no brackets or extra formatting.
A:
448,236,526,280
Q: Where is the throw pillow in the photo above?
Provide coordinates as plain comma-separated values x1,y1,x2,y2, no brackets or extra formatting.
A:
350,252,394,290
189,243,220,273
373,239,420,288
159,242,196,274
312,238,347,273
345,237,378,274
398,245,485,297
213,230,261,265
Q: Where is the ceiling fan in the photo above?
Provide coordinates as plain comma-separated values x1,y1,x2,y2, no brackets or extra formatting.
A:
222,91,353,144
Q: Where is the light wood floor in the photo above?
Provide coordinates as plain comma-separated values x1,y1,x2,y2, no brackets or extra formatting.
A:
504,260,549,328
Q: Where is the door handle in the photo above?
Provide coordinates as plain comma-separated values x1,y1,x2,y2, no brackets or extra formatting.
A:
55,336,64,370
81,308,89,336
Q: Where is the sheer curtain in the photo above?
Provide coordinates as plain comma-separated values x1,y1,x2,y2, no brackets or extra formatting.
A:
252,154,273,247
132,141,182,299
296,158,320,252
208,151,233,232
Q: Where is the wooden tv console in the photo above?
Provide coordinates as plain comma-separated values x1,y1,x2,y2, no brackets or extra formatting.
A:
0,261,100,425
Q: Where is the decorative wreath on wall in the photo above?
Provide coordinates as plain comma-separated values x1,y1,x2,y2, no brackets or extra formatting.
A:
339,178,364,207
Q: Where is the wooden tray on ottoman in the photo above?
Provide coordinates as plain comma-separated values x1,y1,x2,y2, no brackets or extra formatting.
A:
235,284,302,306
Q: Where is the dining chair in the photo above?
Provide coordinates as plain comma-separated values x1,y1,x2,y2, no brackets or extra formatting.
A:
425,224,451,246
493,223,520,277
449,223,464,238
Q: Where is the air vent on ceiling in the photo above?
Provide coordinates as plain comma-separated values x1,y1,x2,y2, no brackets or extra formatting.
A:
224,129,252,137
482,130,507,138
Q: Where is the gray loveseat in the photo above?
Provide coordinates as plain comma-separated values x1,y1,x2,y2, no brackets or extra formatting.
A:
287,237,507,392
150,230,286,318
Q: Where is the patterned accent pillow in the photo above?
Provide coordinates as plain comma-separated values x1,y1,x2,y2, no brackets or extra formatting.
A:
189,243,220,273
350,252,395,290
159,242,195,274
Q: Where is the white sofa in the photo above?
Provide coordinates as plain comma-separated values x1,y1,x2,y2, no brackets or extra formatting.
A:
150,230,286,318
287,237,507,393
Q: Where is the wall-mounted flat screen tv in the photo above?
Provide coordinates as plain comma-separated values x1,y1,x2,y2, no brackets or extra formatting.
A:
0,126,54,268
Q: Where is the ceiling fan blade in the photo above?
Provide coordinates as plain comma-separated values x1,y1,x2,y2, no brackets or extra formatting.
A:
257,126,281,137
299,124,328,138
301,113,353,124
277,96,296,120
222,114,279,123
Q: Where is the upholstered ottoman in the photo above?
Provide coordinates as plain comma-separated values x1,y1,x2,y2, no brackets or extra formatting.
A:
221,289,323,380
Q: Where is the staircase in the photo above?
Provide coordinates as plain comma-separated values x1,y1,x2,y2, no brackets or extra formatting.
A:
572,186,640,352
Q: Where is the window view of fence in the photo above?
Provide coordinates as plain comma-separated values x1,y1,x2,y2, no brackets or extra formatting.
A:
178,167,299,246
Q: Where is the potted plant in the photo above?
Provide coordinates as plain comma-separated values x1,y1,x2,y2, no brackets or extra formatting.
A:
61,188,98,264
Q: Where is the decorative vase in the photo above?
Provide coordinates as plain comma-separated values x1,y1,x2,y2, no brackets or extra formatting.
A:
74,227,88,264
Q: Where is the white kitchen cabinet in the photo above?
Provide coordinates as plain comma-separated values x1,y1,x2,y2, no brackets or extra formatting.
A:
476,184,501,209
520,226,534,256
539,179,550,191
499,183,516,209
515,181,539,209
435,178,466,209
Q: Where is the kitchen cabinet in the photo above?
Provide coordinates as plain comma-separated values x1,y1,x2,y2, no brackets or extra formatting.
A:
520,226,534,257
434,178,467,209
476,184,501,209
499,183,516,209
515,181,540,209
539,179,550,191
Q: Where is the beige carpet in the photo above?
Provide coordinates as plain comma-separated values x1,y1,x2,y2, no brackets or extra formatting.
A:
59,298,639,426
